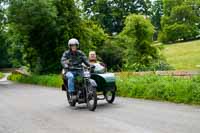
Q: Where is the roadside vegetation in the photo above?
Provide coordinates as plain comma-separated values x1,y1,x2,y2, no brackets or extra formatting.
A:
0,72,4,79
163,40,200,70
8,74,62,88
8,73,200,105
117,75,200,105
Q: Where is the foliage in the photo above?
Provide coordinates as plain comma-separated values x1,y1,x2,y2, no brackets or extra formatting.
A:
8,0,59,73
118,14,165,71
159,0,200,43
79,20,107,54
8,73,62,88
150,0,163,40
97,37,124,71
162,40,200,70
0,0,11,68
0,72,4,79
117,75,200,105
7,0,107,73
82,0,152,34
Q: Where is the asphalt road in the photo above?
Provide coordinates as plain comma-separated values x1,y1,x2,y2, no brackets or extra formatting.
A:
0,75,200,133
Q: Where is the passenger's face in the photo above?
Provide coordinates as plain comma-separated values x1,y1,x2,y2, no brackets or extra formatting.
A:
89,53,96,60
71,45,77,52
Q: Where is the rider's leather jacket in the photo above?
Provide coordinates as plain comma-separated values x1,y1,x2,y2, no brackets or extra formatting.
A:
61,50,90,70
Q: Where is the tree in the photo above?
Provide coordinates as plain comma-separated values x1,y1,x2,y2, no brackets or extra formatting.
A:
159,0,200,43
150,0,163,40
0,0,11,68
8,0,59,73
97,37,124,71
118,14,160,71
82,0,152,34
7,0,90,73
7,0,107,73
79,20,107,54
163,0,184,16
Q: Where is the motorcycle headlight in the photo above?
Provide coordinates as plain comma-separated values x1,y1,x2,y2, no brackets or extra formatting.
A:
84,71,91,77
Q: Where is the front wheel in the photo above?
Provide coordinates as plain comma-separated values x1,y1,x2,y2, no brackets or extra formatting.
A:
63,85,76,107
86,86,97,111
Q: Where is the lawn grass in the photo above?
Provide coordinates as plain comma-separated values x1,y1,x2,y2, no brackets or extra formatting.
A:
0,72,4,79
162,40,200,70
8,73,200,105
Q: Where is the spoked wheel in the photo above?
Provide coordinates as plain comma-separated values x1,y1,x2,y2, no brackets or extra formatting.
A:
63,85,76,107
104,87,116,104
86,86,97,111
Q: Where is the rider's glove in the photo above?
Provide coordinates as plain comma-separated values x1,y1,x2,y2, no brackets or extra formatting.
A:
90,64,95,69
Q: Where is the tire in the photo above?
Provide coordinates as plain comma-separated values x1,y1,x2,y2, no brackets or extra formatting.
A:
63,85,76,107
86,86,97,111
104,87,116,104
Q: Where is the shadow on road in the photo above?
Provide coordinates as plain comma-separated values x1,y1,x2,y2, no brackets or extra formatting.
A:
66,102,117,111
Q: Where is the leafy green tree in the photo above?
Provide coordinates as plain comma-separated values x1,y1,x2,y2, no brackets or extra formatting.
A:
150,0,163,40
82,0,152,34
0,0,11,68
79,20,107,54
7,0,90,73
97,37,124,71
8,0,58,73
118,14,160,71
163,0,184,16
159,1,199,43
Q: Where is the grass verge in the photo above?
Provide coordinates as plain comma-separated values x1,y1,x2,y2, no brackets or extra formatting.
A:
0,72,4,79
8,73,200,105
8,74,62,88
117,75,200,105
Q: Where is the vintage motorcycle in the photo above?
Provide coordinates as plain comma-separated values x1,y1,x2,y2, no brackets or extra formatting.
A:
62,63,117,111
62,66,97,111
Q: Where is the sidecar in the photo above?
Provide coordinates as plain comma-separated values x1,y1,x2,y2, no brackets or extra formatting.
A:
91,63,117,103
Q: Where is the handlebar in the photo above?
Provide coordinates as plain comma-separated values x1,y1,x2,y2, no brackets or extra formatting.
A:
68,67,83,70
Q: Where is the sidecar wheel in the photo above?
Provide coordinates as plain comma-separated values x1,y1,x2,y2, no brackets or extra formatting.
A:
104,87,116,104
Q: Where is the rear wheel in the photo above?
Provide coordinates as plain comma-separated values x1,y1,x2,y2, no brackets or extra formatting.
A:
86,85,97,111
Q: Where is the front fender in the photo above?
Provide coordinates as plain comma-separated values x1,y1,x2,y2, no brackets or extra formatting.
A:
89,79,97,88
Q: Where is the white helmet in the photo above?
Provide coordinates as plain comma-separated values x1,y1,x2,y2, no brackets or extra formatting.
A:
68,38,79,47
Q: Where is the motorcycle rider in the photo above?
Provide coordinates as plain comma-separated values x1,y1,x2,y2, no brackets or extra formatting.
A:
61,38,91,99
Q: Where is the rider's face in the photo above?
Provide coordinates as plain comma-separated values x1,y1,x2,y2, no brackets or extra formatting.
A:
71,45,77,52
